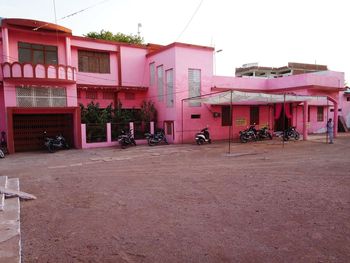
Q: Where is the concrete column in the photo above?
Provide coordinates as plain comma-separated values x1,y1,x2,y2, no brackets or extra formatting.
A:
150,121,154,134
303,101,308,140
106,123,112,143
65,37,72,66
2,28,10,62
129,122,134,137
333,102,338,138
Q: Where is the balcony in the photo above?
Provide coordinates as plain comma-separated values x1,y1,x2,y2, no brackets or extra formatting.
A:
1,62,76,84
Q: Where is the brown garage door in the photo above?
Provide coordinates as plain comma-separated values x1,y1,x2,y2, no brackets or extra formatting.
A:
13,114,73,152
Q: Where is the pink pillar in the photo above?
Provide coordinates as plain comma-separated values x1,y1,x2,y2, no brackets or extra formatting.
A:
150,121,155,134
81,124,87,148
333,102,338,138
303,101,308,140
2,27,10,62
129,122,134,137
107,123,112,142
65,37,72,66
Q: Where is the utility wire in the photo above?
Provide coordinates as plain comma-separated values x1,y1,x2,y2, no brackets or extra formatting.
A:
176,0,204,41
33,0,111,31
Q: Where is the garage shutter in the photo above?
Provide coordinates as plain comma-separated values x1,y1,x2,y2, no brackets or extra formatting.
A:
13,114,73,152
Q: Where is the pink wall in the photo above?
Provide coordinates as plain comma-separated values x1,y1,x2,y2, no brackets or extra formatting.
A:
121,46,148,87
213,76,266,90
0,87,5,132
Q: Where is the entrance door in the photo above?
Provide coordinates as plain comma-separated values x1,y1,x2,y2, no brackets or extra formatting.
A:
164,121,174,143
274,104,291,131
13,114,73,152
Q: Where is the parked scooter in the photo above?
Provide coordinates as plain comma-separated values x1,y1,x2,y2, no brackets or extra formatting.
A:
283,126,300,141
0,149,4,158
145,129,168,146
257,126,273,140
44,131,69,153
195,127,211,145
118,129,136,149
239,125,258,143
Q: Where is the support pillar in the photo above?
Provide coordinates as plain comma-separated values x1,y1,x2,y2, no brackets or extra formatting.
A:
303,101,308,140
2,27,10,62
333,102,338,138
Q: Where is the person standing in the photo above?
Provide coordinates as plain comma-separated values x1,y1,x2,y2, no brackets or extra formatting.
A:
327,118,334,144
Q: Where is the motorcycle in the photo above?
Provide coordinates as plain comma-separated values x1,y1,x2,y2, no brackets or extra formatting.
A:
44,131,69,153
0,149,4,159
283,126,300,141
239,125,258,143
195,127,211,145
257,126,273,140
118,129,136,149
145,129,168,146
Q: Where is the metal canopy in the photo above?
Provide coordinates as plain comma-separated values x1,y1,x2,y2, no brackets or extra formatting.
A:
185,90,328,105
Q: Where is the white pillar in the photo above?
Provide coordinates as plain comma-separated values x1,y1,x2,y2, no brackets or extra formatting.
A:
129,122,134,137
150,121,154,134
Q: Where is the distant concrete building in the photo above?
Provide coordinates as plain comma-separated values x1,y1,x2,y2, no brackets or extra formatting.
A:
235,62,328,78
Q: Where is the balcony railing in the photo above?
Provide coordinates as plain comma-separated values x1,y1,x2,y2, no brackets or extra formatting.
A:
1,62,76,83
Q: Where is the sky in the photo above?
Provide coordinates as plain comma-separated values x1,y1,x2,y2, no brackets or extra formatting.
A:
0,0,349,84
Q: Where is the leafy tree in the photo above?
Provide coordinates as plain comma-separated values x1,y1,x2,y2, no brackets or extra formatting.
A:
140,100,157,122
84,30,144,44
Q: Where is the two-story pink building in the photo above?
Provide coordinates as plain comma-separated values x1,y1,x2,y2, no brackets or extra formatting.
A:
1,18,348,153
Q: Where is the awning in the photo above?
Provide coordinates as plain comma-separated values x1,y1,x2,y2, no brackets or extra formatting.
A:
185,90,328,105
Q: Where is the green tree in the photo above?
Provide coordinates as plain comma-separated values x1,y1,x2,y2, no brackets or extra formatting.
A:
140,100,157,122
84,30,144,44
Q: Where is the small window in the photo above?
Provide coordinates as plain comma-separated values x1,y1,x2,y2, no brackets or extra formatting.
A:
250,106,259,125
125,92,135,100
103,92,114,100
191,114,201,119
188,69,201,107
347,97,350,101
222,106,232,126
317,106,324,122
149,62,155,86
77,89,81,99
86,90,97,99
157,65,164,101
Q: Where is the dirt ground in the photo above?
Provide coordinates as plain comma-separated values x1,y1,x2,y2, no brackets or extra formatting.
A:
1,134,350,263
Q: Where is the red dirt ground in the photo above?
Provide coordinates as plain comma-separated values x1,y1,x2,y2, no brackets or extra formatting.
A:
1,134,350,262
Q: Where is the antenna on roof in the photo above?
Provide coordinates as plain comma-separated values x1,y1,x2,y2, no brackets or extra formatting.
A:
137,23,142,37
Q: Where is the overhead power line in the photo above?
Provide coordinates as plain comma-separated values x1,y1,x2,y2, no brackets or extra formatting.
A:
33,0,111,31
176,0,204,41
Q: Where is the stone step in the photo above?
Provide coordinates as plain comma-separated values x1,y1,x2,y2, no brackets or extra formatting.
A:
0,178,21,263
0,176,8,211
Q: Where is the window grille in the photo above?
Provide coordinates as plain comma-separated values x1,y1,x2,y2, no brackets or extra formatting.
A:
150,63,155,86
16,86,67,107
157,65,164,101
188,69,201,107
166,69,174,107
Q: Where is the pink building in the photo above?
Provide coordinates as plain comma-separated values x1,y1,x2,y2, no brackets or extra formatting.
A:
1,18,349,153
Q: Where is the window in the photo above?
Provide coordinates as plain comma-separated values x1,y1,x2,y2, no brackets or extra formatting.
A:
188,69,201,107
16,86,66,107
317,106,324,122
347,97,350,102
125,92,135,100
250,106,259,125
308,106,311,122
86,90,97,99
149,63,155,86
165,122,172,135
166,69,174,107
18,42,58,65
157,65,164,101
191,114,201,119
103,92,114,100
78,50,110,73
222,106,232,126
